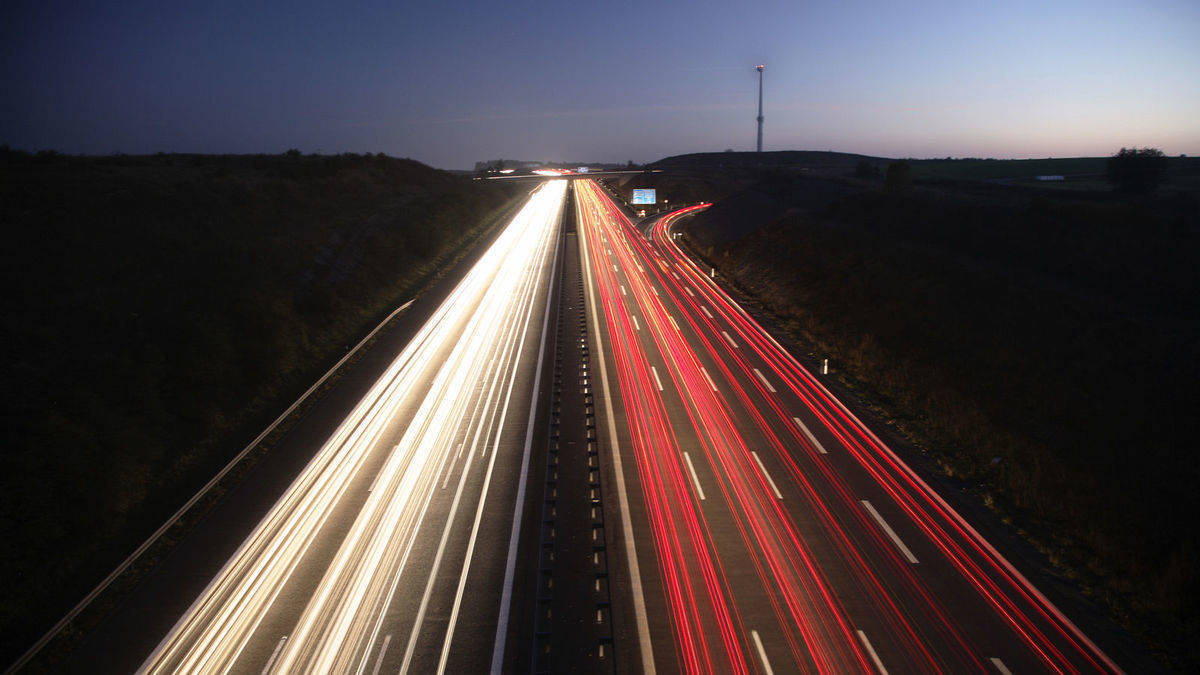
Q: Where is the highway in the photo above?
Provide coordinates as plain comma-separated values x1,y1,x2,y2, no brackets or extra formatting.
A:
573,178,1122,674
121,179,565,674
48,175,1130,674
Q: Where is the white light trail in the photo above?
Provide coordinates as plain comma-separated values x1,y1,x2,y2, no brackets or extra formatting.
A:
141,181,567,674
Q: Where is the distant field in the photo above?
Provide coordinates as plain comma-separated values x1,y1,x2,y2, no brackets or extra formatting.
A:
909,157,1107,180
651,151,1200,191
651,150,1111,180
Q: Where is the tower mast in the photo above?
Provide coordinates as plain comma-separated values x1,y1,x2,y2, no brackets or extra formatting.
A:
755,64,765,153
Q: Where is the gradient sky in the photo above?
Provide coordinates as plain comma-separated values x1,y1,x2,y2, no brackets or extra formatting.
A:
3,0,1198,169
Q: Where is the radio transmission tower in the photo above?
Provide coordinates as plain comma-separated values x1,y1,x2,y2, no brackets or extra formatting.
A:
755,64,765,152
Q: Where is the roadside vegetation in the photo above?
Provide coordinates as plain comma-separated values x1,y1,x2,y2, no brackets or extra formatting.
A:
0,149,521,664
640,151,1200,668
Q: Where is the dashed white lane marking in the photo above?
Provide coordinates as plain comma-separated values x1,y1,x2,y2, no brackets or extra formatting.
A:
792,416,827,454
721,330,738,348
667,315,679,330
262,635,287,674
631,315,640,331
753,368,776,393
990,657,1013,675
672,271,681,280
368,452,391,492
651,366,664,391
620,284,627,296
441,452,458,489
857,630,889,675
751,630,774,675
612,263,618,272
683,452,706,500
861,500,919,564
751,451,783,499
701,306,714,318
701,367,718,391
685,287,696,297
371,634,392,675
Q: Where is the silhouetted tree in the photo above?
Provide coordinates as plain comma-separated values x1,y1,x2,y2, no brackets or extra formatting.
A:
1107,147,1167,194
884,161,912,193
0,143,31,164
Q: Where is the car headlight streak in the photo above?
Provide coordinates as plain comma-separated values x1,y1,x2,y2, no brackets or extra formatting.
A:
141,180,566,674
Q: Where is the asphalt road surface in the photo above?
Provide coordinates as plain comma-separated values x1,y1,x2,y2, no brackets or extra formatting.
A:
53,177,1137,674
573,178,1123,674
62,180,565,674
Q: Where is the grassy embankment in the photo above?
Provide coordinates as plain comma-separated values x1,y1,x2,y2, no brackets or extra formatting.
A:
631,153,1200,668
0,150,522,664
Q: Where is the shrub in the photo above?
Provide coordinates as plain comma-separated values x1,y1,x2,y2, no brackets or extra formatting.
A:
1107,147,1168,193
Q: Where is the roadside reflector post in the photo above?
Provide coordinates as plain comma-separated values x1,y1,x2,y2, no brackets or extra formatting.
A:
710,267,715,278
822,358,829,375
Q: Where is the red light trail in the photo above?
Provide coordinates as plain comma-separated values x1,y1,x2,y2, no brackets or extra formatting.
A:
575,178,1120,674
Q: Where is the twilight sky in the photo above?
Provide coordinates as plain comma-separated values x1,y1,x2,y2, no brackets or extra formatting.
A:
3,0,1198,169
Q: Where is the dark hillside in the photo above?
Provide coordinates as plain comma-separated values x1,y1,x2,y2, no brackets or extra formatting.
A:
651,150,885,172
682,175,859,248
910,156,1106,181
679,172,1200,667
0,150,522,662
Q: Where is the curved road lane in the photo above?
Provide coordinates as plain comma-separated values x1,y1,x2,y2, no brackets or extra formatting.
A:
574,178,1123,674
